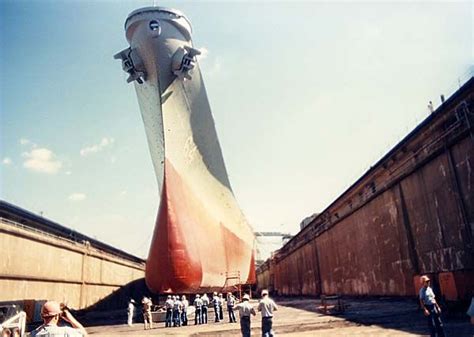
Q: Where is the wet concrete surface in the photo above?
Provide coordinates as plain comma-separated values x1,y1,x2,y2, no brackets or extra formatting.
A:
84,297,473,336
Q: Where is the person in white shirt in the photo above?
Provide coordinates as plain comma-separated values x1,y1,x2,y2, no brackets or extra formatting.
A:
235,294,256,337
227,292,237,323
218,293,224,320
419,276,445,337
212,292,220,322
31,301,87,337
180,295,189,326
164,295,174,327
141,297,153,330
257,289,278,337
127,299,135,326
201,293,209,324
193,294,203,325
172,296,182,327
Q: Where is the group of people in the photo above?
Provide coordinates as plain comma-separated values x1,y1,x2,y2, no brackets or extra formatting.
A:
192,293,210,324
125,279,456,337
211,292,237,323
166,292,234,326
30,277,468,337
190,290,278,337
164,295,189,327
125,290,278,336
18,274,474,337
127,295,190,329
164,290,278,337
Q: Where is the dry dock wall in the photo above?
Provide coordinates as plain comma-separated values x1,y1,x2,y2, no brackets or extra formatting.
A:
0,208,145,310
257,78,474,300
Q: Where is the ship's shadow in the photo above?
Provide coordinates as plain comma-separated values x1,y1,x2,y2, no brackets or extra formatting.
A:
74,278,156,327
275,295,473,337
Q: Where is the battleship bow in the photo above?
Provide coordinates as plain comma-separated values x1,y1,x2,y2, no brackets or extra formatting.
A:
116,7,256,293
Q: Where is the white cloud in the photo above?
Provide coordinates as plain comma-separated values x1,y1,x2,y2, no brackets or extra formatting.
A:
65,171,72,175
68,193,86,202
23,148,62,174
80,137,115,156
119,190,127,197
2,157,12,165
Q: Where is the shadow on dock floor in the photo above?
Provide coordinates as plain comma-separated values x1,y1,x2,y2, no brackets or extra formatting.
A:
81,296,473,336
277,296,473,337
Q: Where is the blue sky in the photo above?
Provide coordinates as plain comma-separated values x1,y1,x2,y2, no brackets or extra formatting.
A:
1,1,472,258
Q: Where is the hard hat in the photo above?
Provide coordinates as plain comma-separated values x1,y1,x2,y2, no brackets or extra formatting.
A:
41,301,62,317
167,295,171,299
196,294,200,298
261,289,269,296
213,292,217,296
181,295,186,300
242,294,250,301
130,299,135,303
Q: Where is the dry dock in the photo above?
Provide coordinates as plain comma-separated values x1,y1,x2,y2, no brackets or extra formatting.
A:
0,201,146,312
84,298,473,336
258,77,474,300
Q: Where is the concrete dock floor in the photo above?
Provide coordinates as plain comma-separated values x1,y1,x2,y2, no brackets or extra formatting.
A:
85,297,473,336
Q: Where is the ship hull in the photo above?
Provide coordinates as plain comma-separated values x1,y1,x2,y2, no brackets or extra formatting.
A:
118,7,256,293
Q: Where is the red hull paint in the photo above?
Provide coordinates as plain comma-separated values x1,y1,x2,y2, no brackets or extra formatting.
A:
146,160,255,293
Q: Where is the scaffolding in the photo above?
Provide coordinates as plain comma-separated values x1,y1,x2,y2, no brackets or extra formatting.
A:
222,271,243,300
